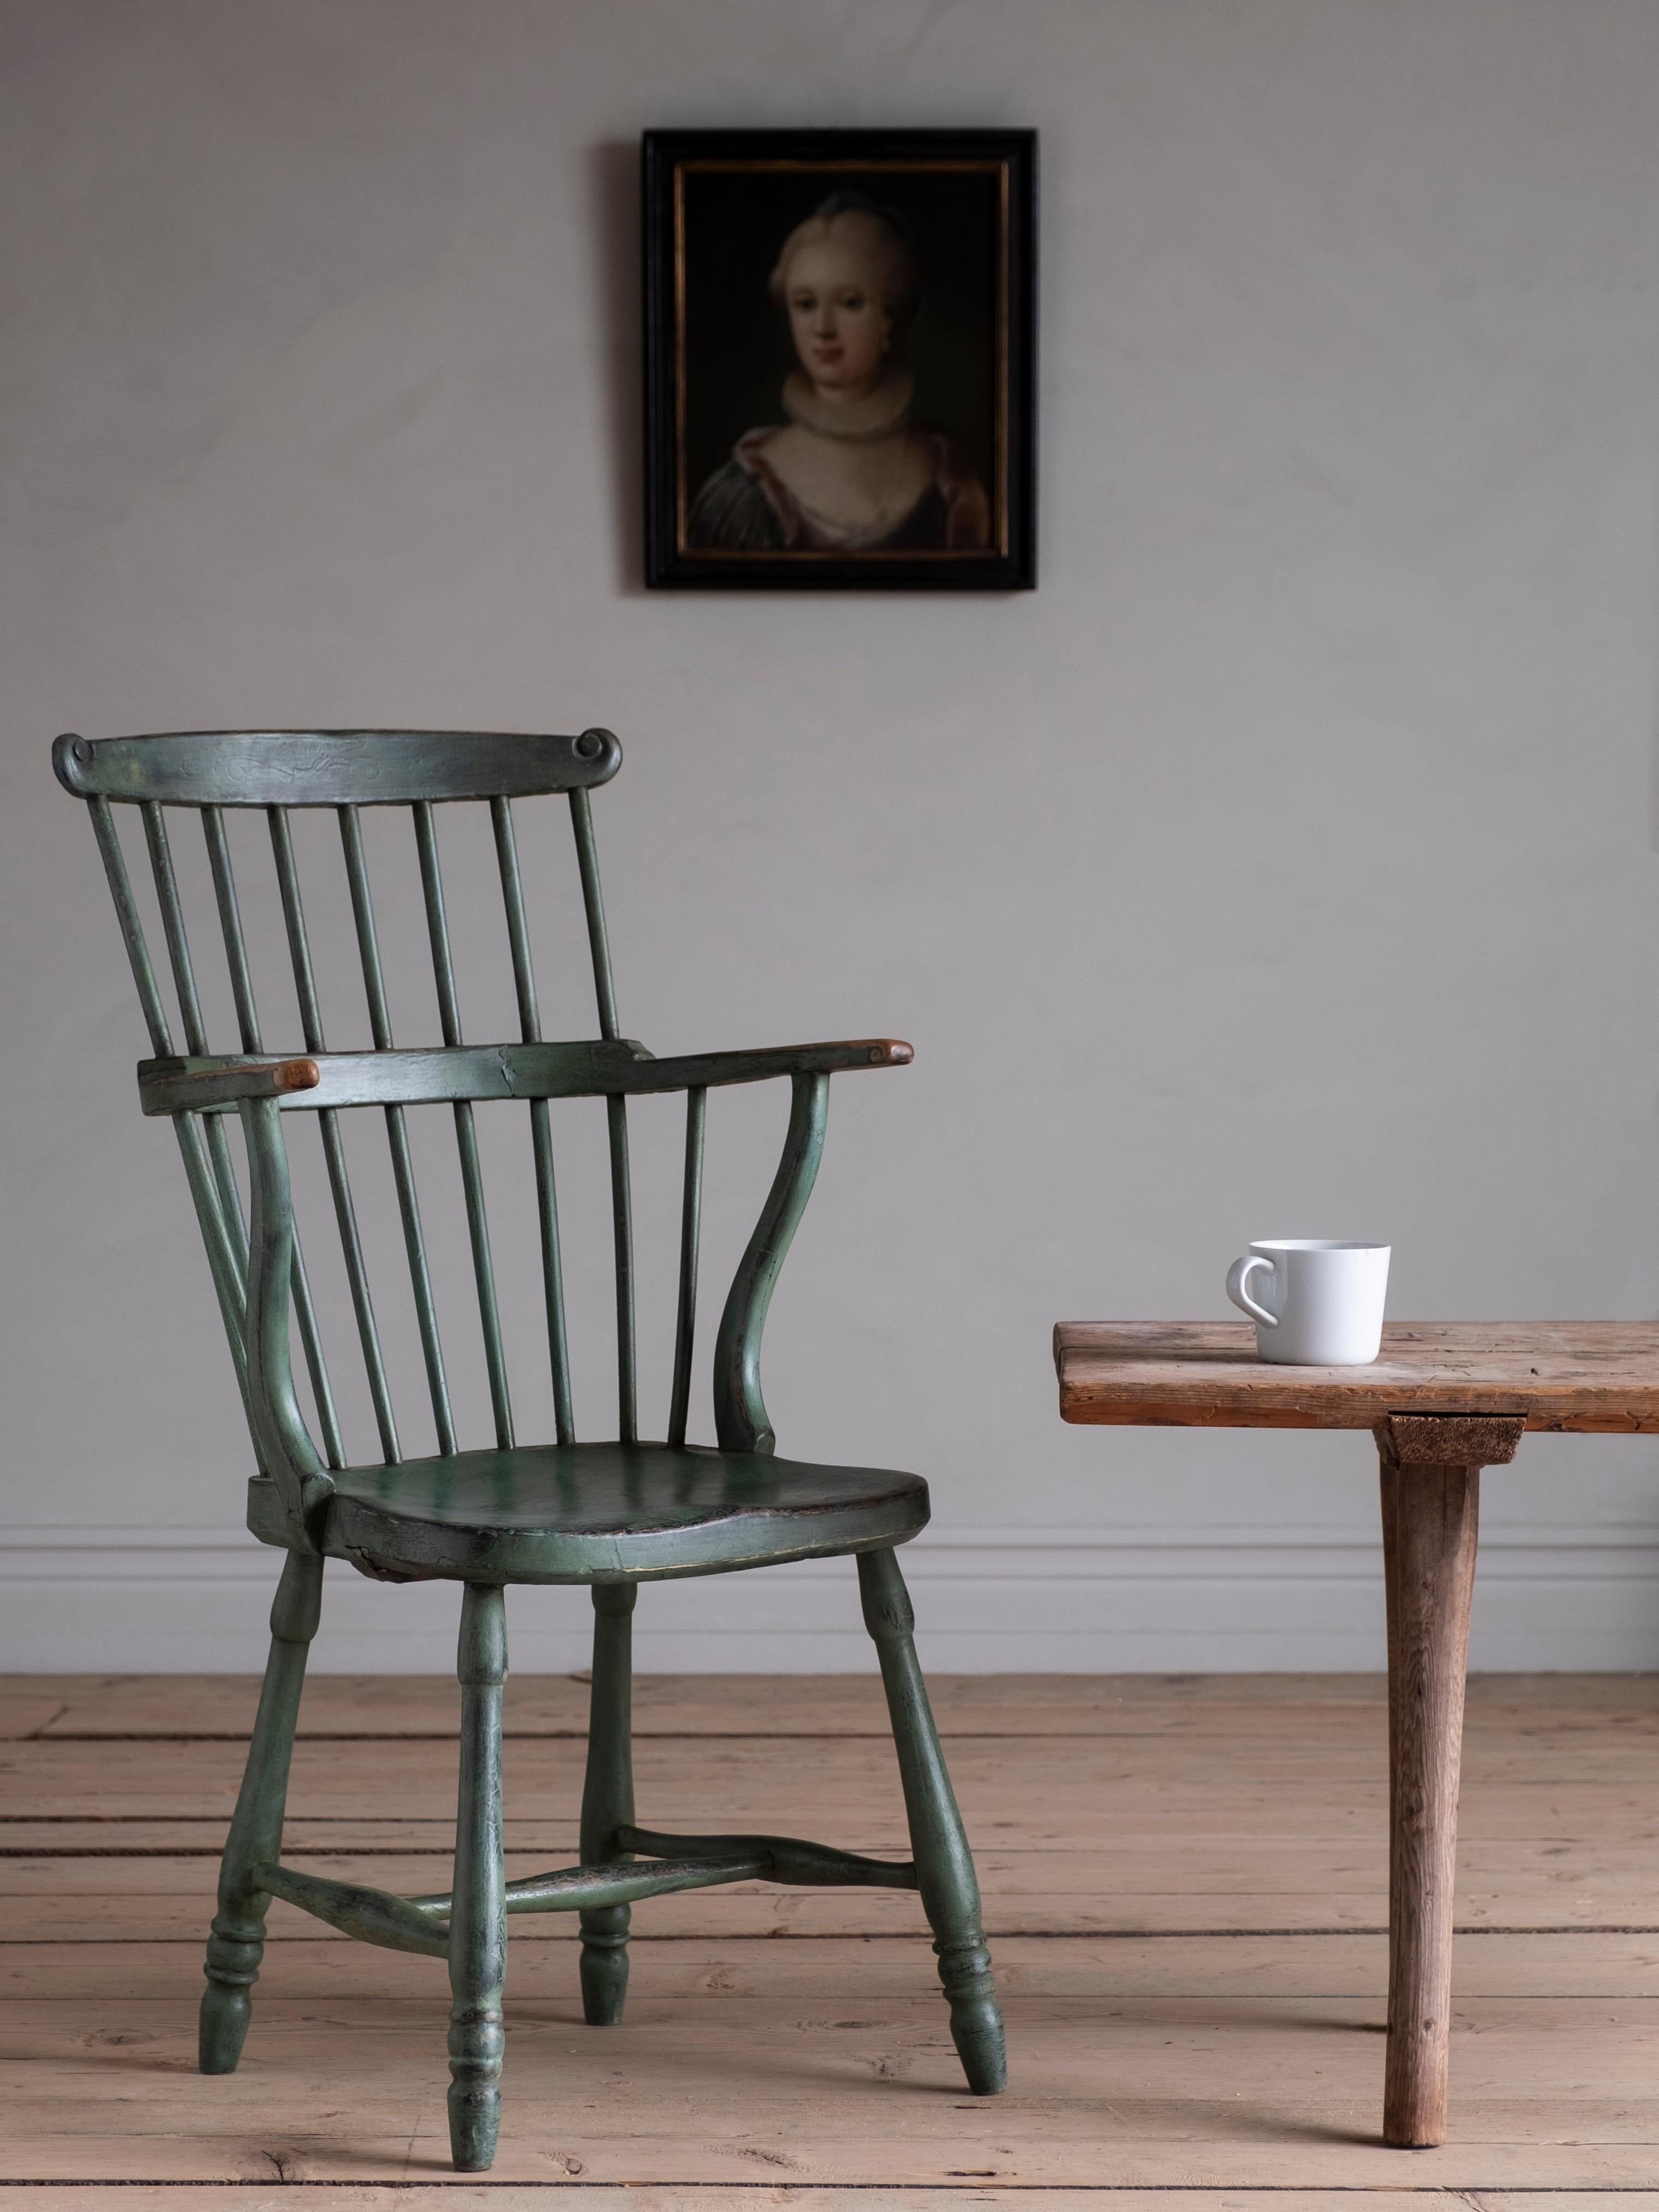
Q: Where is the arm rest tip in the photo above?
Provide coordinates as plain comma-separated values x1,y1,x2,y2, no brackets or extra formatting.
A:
136,1053,323,1113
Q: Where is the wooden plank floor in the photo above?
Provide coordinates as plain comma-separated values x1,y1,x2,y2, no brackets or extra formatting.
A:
3,1672,1658,2209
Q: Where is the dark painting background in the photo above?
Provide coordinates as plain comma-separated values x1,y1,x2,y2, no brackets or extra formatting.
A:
679,164,1000,530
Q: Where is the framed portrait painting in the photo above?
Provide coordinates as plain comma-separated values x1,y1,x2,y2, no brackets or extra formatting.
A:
643,128,1037,591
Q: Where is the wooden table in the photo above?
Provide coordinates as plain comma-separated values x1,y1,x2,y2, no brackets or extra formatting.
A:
1054,1320,1659,2149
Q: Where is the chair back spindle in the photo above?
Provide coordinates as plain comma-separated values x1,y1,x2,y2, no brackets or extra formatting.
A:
202,806,262,1052
666,1087,707,1451
569,785,637,1442
87,794,256,1425
268,805,402,1466
338,797,456,1456
414,800,514,1451
140,801,267,1420
491,797,575,1445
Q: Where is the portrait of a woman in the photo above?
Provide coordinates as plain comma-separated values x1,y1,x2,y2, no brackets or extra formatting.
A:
687,194,992,556
644,131,1035,588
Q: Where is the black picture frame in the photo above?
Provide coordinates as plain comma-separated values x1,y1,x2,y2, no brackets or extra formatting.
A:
643,128,1037,591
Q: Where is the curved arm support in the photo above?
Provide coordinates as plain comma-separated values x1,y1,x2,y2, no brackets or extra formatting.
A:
240,1097,334,1548
712,1071,830,1456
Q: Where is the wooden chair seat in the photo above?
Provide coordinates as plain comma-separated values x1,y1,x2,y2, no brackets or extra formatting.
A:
246,1444,929,1584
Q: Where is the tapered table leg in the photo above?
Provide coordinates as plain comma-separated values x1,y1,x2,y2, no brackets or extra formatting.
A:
1374,1412,1522,2149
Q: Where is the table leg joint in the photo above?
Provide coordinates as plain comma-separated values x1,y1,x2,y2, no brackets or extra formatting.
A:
1374,1412,1525,1467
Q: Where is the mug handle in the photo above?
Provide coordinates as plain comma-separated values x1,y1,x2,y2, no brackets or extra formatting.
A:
1226,1254,1279,1327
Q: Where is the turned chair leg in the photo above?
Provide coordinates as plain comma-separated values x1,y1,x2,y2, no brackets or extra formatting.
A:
858,1546,1006,2094
448,1582,509,2172
200,1549,324,2073
1376,1412,1521,2149
579,1583,637,2025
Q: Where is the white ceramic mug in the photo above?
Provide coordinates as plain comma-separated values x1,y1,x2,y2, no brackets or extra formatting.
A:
1225,1239,1391,1366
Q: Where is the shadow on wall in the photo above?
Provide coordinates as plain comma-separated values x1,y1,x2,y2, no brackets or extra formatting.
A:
588,140,646,597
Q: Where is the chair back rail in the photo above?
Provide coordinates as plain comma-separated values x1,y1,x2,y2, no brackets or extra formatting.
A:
53,726,622,807
57,727,873,1506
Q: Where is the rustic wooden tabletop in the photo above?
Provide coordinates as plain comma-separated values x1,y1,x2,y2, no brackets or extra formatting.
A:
1054,1319,1659,1432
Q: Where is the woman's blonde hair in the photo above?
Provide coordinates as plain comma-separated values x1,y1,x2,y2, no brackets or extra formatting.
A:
768,193,920,330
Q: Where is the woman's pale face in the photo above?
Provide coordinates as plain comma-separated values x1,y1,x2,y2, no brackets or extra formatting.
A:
783,240,891,399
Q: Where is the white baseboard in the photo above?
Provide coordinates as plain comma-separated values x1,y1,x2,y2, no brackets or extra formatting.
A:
5,1521,1659,1672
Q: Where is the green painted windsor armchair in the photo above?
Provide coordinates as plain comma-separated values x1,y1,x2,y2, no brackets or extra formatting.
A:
55,725,1005,2171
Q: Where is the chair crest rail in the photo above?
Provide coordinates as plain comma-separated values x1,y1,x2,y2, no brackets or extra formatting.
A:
140,1038,912,1116
53,726,623,807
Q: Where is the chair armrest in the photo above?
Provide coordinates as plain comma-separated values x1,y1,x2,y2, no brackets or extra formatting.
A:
138,1056,320,1115
138,1040,909,1114
640,1039,911,1091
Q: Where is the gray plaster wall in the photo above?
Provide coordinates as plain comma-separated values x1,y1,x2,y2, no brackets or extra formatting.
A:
4,0,1657,1671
